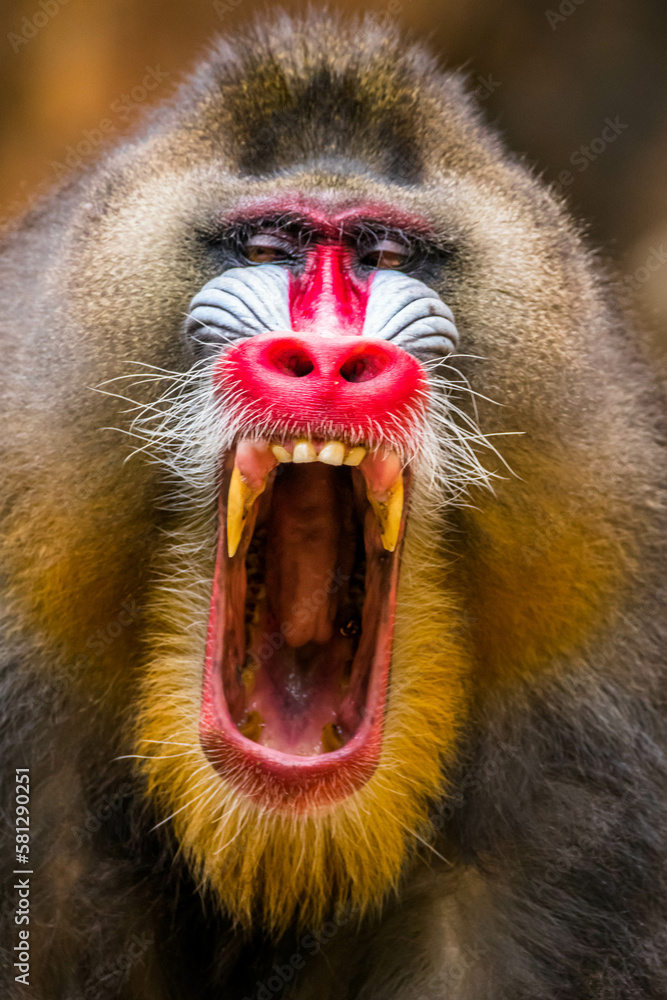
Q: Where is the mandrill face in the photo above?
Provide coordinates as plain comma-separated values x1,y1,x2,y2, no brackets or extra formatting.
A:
191,208,461,808
134,185,477,931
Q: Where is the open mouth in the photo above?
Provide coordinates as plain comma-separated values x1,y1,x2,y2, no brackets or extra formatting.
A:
200,435,410,809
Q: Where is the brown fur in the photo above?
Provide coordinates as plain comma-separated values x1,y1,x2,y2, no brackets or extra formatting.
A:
1,12,665,999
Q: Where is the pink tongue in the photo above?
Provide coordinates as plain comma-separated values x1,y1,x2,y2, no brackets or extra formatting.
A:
265,465,340,647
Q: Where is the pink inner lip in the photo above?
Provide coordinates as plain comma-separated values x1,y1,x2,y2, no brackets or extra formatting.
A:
199,448,409,810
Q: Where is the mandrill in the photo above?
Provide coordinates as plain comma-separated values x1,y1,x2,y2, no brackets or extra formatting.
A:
1,12,666,1000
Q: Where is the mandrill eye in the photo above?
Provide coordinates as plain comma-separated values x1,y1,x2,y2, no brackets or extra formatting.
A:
358,238,411,270
243,234,296,265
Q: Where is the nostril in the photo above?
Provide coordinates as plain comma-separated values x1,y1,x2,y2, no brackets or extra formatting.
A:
282,352,315,378
215,332,427,455
339,350,388,384
267,345,315,378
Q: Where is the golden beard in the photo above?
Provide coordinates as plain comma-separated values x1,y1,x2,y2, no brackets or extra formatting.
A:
136,500,469,936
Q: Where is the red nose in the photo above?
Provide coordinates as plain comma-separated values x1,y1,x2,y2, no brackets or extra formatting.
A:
213,333,427,446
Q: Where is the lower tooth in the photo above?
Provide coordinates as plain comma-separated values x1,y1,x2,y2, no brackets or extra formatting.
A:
240,666,256,692
238,710,264,742
252,585,266,625
322,722,344,753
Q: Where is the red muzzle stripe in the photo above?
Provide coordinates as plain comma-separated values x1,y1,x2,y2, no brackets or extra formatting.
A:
288,244,371,336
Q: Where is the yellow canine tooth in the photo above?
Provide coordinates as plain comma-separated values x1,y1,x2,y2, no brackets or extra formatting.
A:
318,441,345,466
343,446,366,466
366,475,404,552
270,443,292,463
227,466,266,558
293,439,316,463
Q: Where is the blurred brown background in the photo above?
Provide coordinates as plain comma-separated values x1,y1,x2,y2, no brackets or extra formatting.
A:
1,0,666,352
